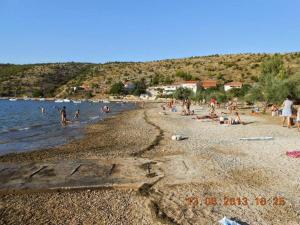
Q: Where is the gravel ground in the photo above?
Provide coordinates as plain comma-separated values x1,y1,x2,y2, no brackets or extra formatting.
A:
1,103,299,225
142,104,300,225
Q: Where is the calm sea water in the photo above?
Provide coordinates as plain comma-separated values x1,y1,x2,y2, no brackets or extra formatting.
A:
0,100,136,156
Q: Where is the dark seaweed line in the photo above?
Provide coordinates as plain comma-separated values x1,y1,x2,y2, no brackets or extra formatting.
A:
132,110,164,157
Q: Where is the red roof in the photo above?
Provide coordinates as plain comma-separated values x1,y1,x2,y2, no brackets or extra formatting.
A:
201,80,217,88
225,82,243,87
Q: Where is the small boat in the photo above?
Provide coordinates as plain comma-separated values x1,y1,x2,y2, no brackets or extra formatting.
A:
55,99,64,103
90,99,100,103
23,97,30,101
39,98,46,101
63,99,71,103
9,98,17,101
72,100,82,104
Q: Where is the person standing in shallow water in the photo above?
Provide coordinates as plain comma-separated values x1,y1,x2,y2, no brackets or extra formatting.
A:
40,107,45,114
60,106,67,125
74,109,80,120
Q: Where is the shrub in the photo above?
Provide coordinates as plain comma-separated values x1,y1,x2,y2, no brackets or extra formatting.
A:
175,71,193,81
173,87,193,100
109,82,124,95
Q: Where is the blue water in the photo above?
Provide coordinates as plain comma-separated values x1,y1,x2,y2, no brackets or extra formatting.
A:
0,100,136,155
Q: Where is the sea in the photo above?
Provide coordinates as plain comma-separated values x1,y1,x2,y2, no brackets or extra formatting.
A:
0,99,136,156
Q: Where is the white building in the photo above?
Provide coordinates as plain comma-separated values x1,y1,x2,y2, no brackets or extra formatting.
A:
147,81,200,97
224,82,243,92
180,81,201,94
147,85,178,97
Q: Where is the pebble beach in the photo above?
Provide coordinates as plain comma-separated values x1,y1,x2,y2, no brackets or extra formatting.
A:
0,103,299,225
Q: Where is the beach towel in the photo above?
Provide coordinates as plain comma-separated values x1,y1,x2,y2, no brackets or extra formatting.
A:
286,151,300,158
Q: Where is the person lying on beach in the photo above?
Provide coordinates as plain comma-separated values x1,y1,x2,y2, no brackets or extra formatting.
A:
194,112,218,120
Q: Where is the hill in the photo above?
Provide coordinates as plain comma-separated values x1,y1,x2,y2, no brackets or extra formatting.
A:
1,52,300,98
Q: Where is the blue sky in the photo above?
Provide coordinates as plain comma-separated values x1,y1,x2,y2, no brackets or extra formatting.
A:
0,0,299,64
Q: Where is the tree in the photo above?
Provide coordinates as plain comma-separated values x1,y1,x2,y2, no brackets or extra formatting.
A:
173,87,193,100
133,78,147,96
150,74,160,85
109,82,124,95
246,55,294,108
32,89,43,98
261,55,284,75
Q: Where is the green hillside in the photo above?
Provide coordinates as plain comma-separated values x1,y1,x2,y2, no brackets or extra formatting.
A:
1,52,300,98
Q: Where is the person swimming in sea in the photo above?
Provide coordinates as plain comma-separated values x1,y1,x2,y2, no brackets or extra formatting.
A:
101,105,110,113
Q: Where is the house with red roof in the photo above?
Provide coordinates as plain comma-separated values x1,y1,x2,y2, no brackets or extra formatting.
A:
201,80,217,89
224,81,243,91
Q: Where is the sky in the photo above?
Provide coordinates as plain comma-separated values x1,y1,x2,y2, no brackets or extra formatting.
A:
0,0,299,64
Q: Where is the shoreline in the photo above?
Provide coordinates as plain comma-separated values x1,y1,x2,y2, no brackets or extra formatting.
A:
0,105,155,163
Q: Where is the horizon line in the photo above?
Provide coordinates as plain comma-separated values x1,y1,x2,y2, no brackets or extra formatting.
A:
1,50,300,65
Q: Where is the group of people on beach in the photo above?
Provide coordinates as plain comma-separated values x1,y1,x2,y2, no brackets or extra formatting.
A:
186,95,300,130
160,98,244,126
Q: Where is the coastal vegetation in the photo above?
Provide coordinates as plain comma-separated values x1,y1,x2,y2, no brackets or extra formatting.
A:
0,53,300,102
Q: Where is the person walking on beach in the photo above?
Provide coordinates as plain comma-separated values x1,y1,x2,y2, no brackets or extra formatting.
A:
60,106,67,125
74,109,80,120
281,95,293,128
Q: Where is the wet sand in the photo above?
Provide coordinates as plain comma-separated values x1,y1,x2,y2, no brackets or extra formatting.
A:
1,103,300,225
